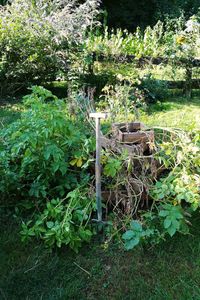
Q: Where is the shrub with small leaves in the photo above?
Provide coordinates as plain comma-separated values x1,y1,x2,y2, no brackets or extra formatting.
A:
0,0,101,94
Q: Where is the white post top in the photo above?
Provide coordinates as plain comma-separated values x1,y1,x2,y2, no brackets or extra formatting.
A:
89,112,109,119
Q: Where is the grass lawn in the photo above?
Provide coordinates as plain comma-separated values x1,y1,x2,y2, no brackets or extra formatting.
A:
0,94,200,300
141,96,200,130
1,213,200,300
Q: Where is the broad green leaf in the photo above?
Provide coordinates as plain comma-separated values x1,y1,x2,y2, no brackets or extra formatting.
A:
124,237,140,250
122,230,135,240
159,210,169,217
167,225,177,237
164,218,171,229
130,220,142,232
79,229,92,241
171,219,180,229
52,162,60,173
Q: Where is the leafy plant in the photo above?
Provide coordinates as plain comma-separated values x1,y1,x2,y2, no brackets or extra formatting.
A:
99,82,146,122
87,16,199,60
104,157,122,178
158,204,184,237
21,187,95,252
152,129,200,209
0,0,101,94
0,86,98,251
122,220,154,250
0,86,95,205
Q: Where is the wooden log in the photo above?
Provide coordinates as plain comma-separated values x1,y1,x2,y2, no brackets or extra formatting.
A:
93,52,200,68
101,135,146,156
112,122,145,132
184,67,192,99
117,130,154,144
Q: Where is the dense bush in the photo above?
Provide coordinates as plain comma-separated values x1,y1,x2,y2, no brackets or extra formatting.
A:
0,86,97,250
0,1,58,94
0,0,101,95
0,86,95,203
139,74,169,103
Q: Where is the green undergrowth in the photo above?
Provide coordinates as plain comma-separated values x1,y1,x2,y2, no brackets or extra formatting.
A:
0,103,23,129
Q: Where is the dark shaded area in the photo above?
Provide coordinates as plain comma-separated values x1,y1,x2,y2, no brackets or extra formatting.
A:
102,0,156,30
102,0,200,30
1,212,200,299
93,53,200,68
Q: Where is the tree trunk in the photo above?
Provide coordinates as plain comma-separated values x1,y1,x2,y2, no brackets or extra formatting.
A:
184,67,192,99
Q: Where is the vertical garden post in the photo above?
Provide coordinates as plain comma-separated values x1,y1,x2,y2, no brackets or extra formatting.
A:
89,112,108,223
184,66,192,99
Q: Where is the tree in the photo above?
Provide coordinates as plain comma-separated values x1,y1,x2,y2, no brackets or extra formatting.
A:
102,0,200,30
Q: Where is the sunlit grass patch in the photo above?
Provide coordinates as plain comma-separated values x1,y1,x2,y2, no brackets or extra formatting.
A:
141,96,200,130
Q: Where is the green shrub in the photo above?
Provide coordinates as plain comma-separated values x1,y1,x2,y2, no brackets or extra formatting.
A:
139,74,169,103
0,2,59,94
0,0,101,95
0,86,95,204
0,86,96,251
20,188,95,252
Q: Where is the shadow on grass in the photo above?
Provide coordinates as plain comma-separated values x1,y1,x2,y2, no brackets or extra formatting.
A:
1,211,200,300
146,92,200,115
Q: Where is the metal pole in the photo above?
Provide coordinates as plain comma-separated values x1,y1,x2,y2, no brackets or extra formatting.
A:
95,117,102,222
89,112,109,224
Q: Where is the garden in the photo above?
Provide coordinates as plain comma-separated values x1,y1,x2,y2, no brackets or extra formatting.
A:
0,0,200,299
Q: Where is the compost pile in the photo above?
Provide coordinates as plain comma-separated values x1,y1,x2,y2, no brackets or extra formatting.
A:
101,121,159,218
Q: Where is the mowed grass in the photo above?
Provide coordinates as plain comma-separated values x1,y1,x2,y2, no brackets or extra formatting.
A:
1,213,200,300
0,94,200,300
141,96,200,130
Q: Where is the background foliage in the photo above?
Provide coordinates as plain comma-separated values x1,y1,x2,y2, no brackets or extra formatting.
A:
102,0,200,30
0,0,100,95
